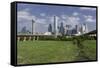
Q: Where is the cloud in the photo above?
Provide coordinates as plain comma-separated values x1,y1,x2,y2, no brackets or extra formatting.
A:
18,9,48,25
67,16,80,25
40,13,46,17
60,15,80,29
17,9,50,33
72,12,79,16
36,18,47,24
83,15,96,31
80,7,96,11
61,15,68,19
84,15,96,22
17,9,36,22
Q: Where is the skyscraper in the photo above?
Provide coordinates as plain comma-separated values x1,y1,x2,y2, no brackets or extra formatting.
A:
53,16,58,37
59,22,64,35
64,26,67,35
48,24,52,33
65,25,71,35
85,23,88,33
75,25,78,33
82,23,88,34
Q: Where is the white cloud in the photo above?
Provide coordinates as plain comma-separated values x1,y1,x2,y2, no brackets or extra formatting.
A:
18,9,51,26
84,15,96,22
73,12,79,16
61,15,68,19
17,9,36,22
56,14,81,29
40,13,46,17
17,9,49,33
83,15,96,32
67,16,80,24
59,16,80,29
36,18,47,24
80,7,96,11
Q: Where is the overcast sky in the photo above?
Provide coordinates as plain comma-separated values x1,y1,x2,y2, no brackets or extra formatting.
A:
17,3,97,33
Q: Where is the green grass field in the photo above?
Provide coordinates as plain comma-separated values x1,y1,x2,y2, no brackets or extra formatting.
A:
17,40,96,65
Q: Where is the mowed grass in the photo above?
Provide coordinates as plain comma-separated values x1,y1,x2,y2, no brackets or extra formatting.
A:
17,40,96,65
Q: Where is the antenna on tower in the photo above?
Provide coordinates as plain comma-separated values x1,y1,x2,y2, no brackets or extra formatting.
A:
32,19,35,35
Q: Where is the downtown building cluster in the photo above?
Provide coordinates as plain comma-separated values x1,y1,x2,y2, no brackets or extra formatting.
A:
47,16,88,36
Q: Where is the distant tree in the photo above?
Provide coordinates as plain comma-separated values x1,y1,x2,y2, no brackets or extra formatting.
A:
48,24,52,33
27,30,31,34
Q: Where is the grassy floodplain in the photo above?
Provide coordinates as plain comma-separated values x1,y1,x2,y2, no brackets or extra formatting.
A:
17,40,96,65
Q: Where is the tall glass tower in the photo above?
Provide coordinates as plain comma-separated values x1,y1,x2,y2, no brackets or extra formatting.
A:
53,16,58,37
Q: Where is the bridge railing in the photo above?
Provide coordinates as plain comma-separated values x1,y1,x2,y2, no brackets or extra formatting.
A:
17,34,96,41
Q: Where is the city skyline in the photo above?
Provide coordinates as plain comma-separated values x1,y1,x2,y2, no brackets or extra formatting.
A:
17,3,96,33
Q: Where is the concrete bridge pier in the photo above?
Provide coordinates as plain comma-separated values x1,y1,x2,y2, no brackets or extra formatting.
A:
23,37,26,41
29,36,31,41
17,37,20,41
33,36,35,40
